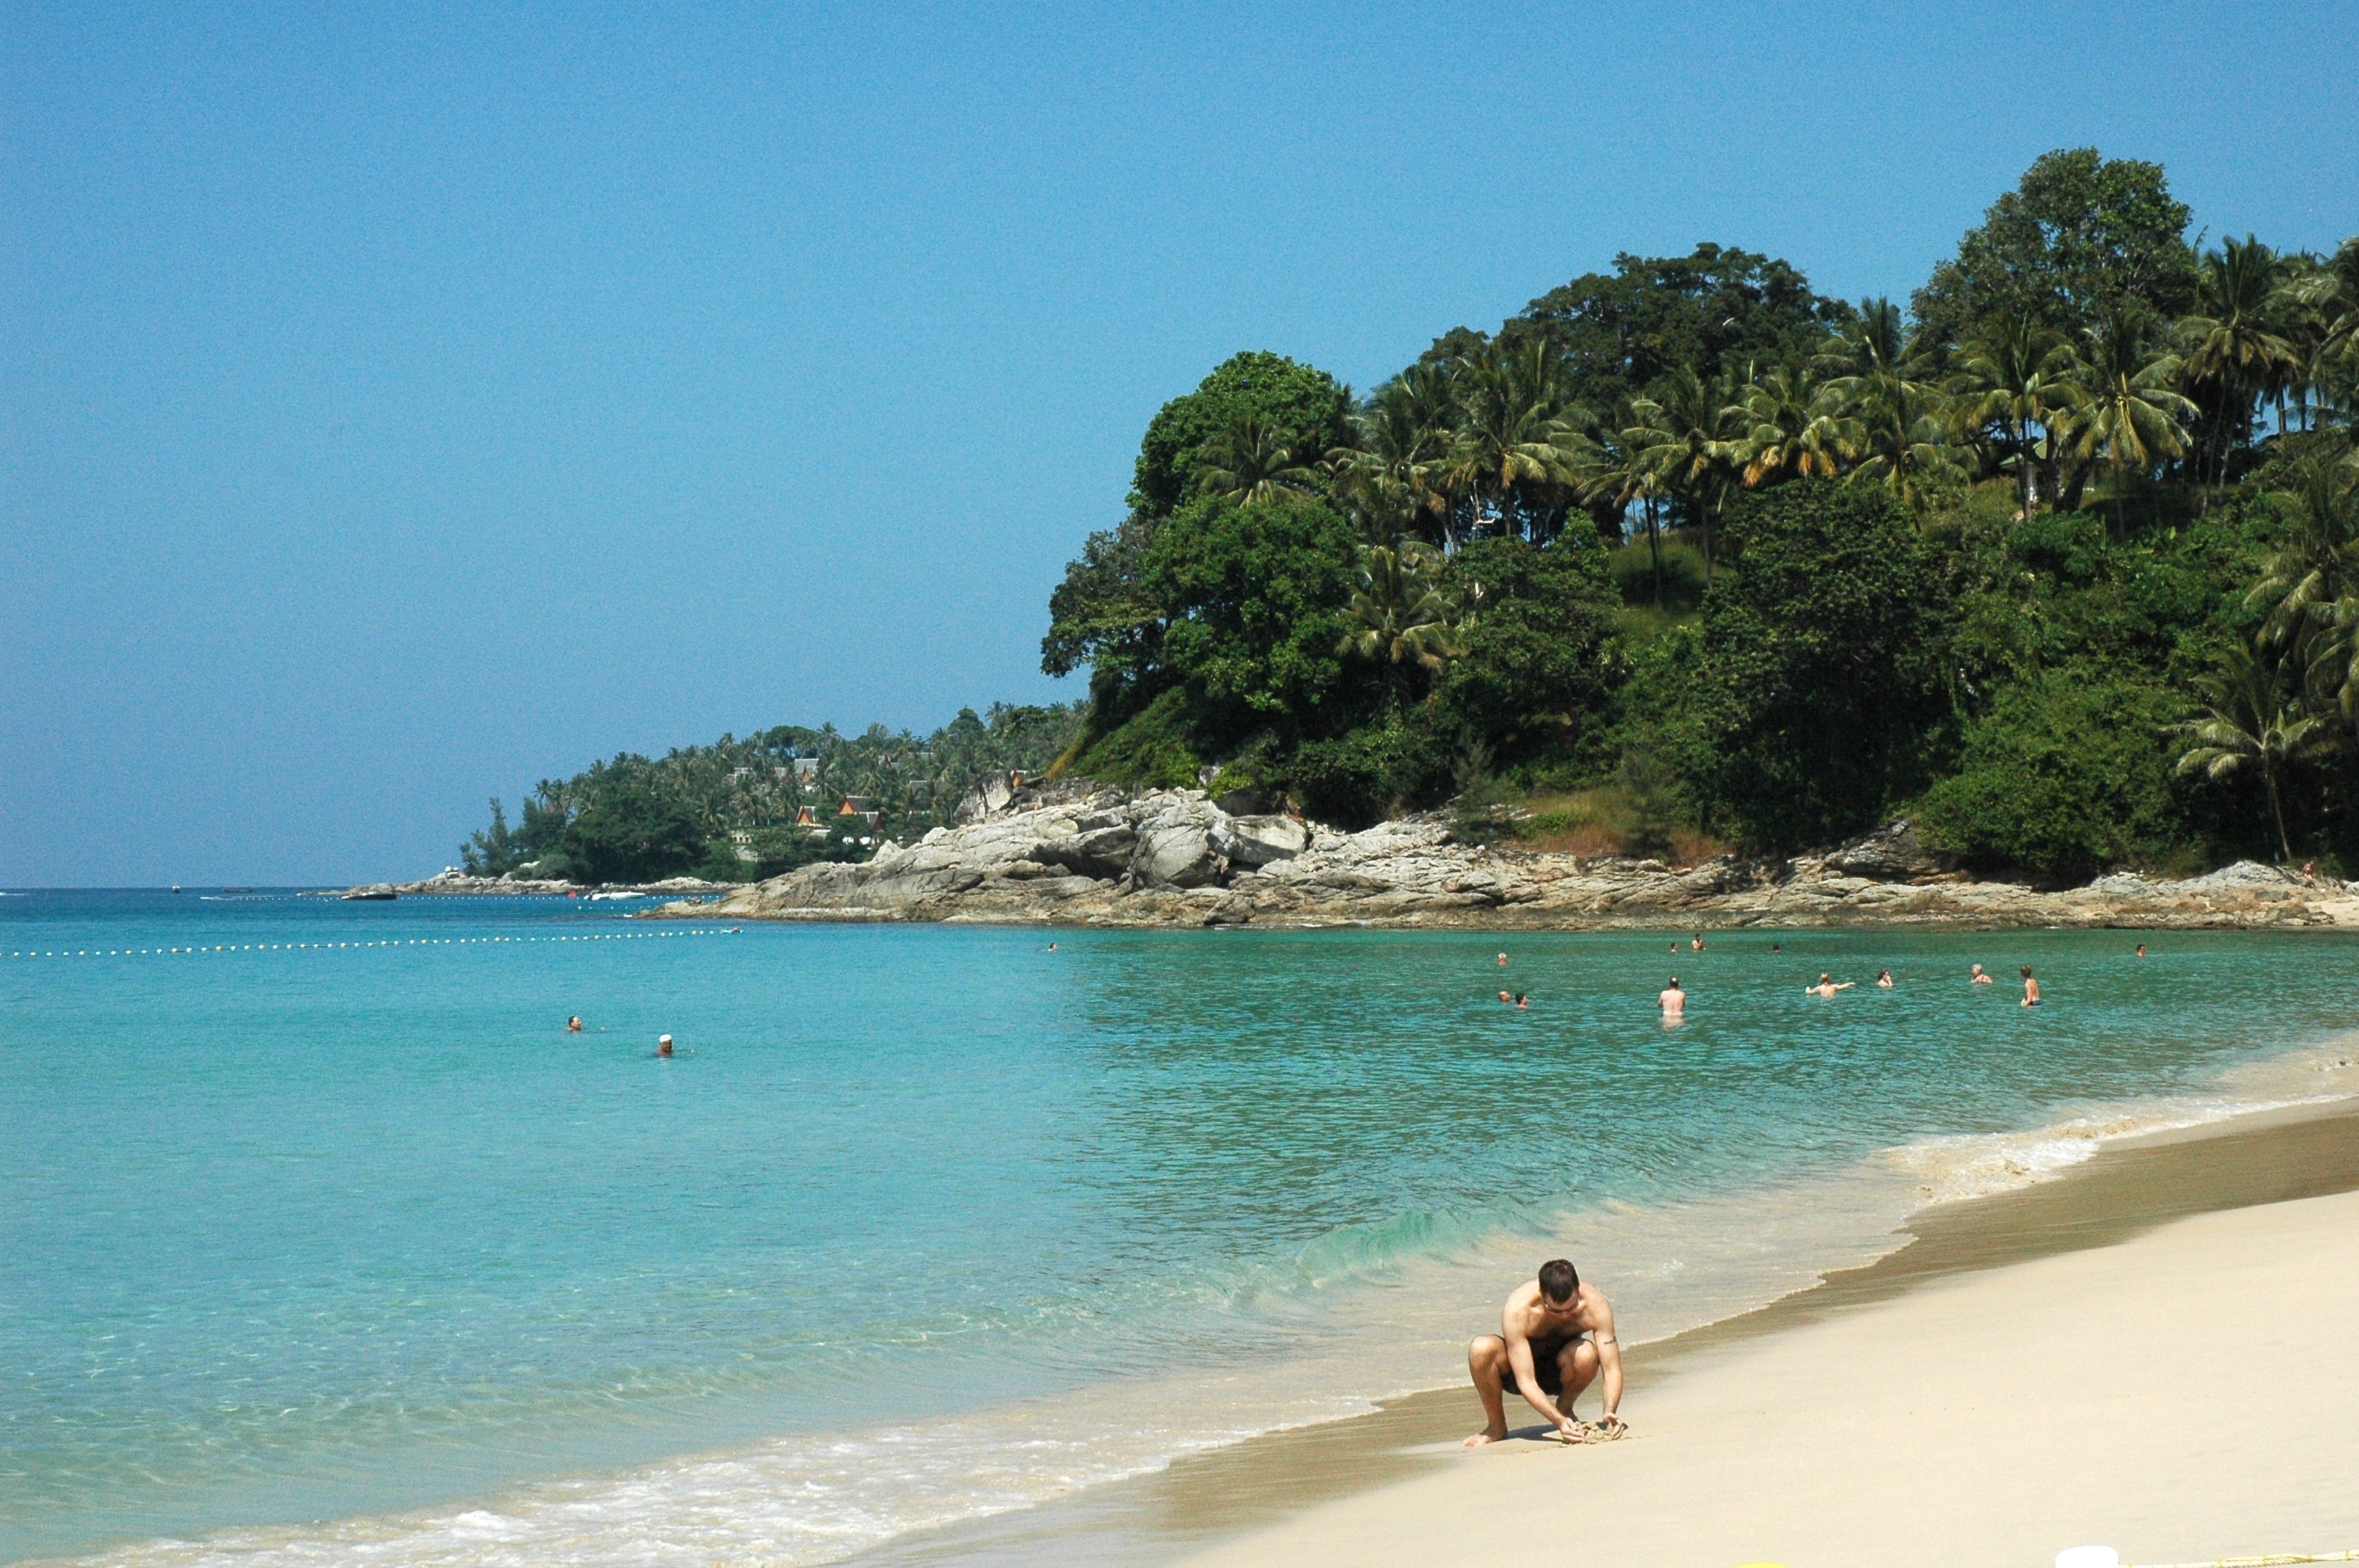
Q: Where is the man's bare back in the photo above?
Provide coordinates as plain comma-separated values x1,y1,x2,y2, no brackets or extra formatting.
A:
1659,978,1685,1020
1466,1260,1623,1446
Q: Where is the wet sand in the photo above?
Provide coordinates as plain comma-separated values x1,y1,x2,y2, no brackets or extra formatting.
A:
852,1098,2359,1567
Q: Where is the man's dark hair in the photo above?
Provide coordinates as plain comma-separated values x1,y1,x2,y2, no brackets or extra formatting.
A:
1538,1258,1579,1302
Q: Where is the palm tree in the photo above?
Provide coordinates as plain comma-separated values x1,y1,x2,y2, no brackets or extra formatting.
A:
1329,368,1455,544
2248,454,2359,641
1194,415,1319,506
2249,455,2359,725
1954,312,2087,518
1841,372,1962,513
1337,543,1465,692
2179,237,2301,493
2069,308,2197,539
2286,238,2359,437
1576,416,1668,604
1440,340,1588,543
1729,365,1850,487
1627,365,1741,578
1821,296,1914,383
2174,641,2324,863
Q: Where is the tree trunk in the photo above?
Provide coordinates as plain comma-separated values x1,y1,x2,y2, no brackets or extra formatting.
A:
2266,760,2292,864
1646,495,1663,609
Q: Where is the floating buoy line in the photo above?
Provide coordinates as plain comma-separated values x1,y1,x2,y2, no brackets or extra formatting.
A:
5,928,740,960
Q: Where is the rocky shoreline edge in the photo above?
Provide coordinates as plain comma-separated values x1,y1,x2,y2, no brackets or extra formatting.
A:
326,873,732,900
639,780,2359,932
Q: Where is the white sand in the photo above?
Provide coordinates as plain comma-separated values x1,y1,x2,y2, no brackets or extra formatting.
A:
1182,1189,2359,1568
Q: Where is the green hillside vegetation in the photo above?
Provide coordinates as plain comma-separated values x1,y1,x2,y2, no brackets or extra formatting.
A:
1042,149,2359,881
471,149,2358,887
460,703,1082,884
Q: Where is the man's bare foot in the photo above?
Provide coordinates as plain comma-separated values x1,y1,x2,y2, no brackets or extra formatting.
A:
1463,1425,1508,1447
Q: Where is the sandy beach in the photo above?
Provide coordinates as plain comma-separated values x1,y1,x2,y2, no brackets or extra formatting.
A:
1170,1106,2359,1568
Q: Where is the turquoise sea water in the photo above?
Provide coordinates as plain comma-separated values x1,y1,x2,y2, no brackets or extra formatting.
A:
3,889,2355,1566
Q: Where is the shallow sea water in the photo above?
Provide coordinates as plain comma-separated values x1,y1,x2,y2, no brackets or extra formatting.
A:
3,889,2354,1566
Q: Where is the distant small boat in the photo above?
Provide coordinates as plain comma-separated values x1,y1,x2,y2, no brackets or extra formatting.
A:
171,885,183,895
340,887,398,902
221,887,256,894
586,890,647,902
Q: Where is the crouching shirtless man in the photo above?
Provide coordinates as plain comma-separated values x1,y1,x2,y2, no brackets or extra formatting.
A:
1465,1257,1624,1445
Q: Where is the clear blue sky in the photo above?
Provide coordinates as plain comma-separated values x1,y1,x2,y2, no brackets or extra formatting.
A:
5,2,2354,885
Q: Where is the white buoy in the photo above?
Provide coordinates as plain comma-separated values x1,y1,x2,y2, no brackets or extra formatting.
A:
2055,1548,2120,1568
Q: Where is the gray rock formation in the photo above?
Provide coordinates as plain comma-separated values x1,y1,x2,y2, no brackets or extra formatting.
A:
652,781,2359,933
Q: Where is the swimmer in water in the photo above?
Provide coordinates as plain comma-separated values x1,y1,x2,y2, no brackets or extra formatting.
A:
658,1034,674,1056
2135,943,2147,957
2021,967,2041,1007
1970,963,1994,985
567,1015,582,1033
1497,953,1509,967
1048,942,1058,950
1514,993,1529,1010
1805,973,1854,998
1659,976,1686,1021
1498,990,1513,1004
1691,934,1704,952
1875,969,1893,989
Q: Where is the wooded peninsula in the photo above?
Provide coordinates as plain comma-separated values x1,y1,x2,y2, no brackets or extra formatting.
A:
464,151,2359,890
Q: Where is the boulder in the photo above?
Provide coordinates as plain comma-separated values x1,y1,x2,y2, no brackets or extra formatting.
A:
1132,821,1227,888
1034,822,1137,879
1826,818,1949,882
1211,813,1308,867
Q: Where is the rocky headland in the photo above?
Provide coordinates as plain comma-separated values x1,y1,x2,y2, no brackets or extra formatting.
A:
649,780,2359,931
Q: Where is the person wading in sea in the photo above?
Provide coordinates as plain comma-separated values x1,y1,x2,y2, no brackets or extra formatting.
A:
1466,1258,1624,1445
1659,975,1686,1021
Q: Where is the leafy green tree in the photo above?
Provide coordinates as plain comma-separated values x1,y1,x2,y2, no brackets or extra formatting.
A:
1916,673,2183,881
1504,242,1847,409
1140,490,1365,741
460,798,522,875
1041,511,1161,680
2175,641,2324,862
1912,148,2197,348
1434,538,1620,765
1683,481,1954,848
559,783,711,884
1130,351,1350,517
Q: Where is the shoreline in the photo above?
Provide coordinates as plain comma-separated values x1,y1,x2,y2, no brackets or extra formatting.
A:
641,789,2359,934
845,1090,2359,1568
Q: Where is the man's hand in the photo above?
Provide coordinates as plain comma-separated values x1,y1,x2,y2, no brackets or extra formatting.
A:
1555,1416,1584,1443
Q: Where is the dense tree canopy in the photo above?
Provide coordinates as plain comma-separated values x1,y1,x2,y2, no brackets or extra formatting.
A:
1677,483,1954,848
1496,242,1851,408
